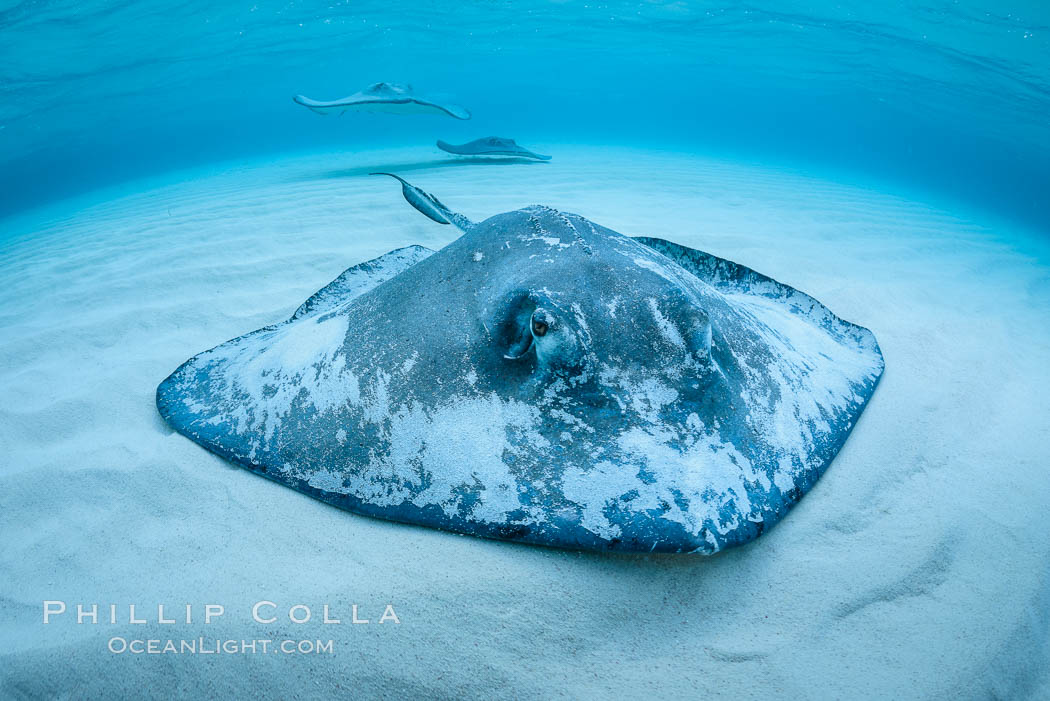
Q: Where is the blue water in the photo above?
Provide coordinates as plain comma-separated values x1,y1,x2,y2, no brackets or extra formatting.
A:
1,1,1047,229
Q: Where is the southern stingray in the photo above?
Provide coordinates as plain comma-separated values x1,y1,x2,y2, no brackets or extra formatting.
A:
294,82,470,119
157,175,883,554
437,137,551,161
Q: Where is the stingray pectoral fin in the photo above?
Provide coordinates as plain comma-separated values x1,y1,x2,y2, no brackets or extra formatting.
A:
293,94,341,115
292,244,435,320
634,235,884,364
370,172,474,232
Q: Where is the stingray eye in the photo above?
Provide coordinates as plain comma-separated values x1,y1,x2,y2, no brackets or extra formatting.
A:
531,308,555,338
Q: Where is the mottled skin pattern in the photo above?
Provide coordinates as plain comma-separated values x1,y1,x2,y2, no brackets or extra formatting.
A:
157,206,883,553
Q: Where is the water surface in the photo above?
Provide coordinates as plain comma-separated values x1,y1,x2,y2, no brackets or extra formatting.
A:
1,1,1047,228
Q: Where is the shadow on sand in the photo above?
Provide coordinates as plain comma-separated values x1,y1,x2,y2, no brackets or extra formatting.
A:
306,156,547,181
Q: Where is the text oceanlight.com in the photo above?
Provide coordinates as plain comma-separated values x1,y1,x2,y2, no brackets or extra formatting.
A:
108,638,335,655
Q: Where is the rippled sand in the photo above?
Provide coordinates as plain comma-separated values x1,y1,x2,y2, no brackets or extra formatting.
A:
1,146,1048,698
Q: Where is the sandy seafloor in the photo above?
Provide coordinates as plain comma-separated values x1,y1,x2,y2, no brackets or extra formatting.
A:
1,146,1048,699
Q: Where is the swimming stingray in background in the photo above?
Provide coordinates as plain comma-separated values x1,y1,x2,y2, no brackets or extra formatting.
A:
293,82,470,119
437,137,551,161
157,174,883,554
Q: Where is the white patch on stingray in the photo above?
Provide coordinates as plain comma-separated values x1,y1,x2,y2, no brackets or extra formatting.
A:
571,302,592,344
308,469,344,492
400,351,419,374
562,424,769,548
632,255,683,286
646,297,686,348
561,460,640,540
521,232,571,249
773,457,796,493
548,408,595,434
329,393,550,526
360,369,391,424
628,377,679,423
192,315,352,441
723,290,880,475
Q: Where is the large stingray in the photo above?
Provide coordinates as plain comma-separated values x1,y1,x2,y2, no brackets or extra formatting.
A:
294,82,470,119
157,175,883,554
437,137,551,161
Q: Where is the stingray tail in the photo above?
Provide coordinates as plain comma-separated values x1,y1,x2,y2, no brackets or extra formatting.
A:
370,173,474,232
